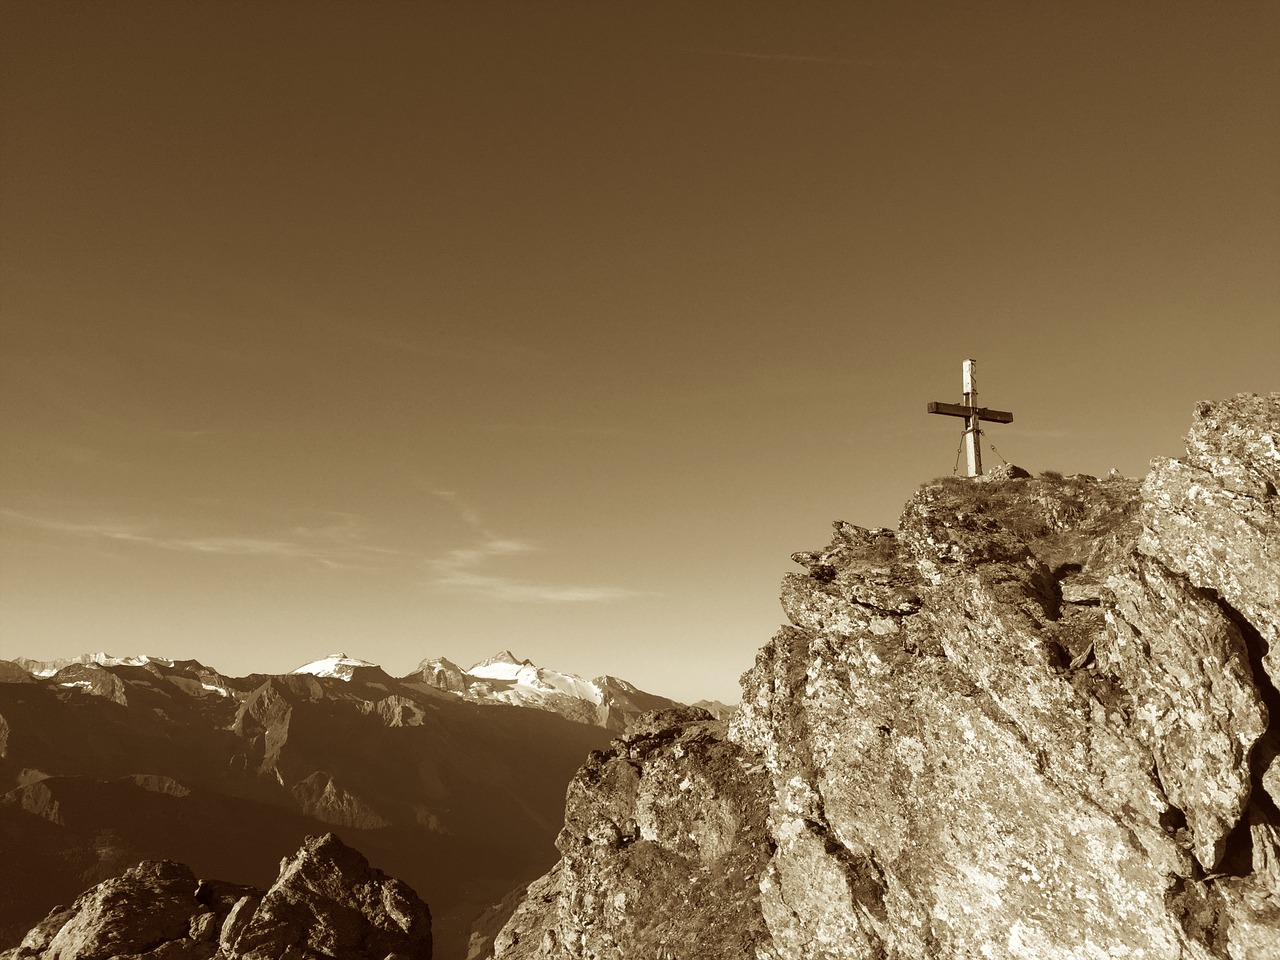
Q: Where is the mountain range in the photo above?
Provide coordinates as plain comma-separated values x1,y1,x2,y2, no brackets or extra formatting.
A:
0,650,697,958
410,650,734,730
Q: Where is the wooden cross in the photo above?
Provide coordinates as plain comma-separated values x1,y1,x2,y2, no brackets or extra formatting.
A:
927,358,1013,477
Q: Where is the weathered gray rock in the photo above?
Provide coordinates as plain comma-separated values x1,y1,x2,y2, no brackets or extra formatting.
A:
489,394,1280,960
489,709,774,959
227,833,431,960
0,834,431,960
1140,395,1280,678
3,860,213,960
1102,552,1265,869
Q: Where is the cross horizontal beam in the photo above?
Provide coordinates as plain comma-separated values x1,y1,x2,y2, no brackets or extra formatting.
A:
926,401,1014,424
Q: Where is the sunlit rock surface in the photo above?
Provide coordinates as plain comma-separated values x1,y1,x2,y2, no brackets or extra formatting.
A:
486,708,774,960
489,393,1280,960
0,833,430,960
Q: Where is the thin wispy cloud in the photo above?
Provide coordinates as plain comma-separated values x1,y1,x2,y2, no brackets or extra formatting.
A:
4,494,645,602
431,569,642,604
427,491,643,604
0,508,404,570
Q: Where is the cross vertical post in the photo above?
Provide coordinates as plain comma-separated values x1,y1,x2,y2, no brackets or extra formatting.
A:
927,358,1014,477
963,358,981,477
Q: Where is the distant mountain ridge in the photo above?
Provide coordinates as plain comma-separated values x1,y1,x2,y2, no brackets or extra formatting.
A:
1,647,698,958
407,650,702,732
7,650,721,732
13,652,181,677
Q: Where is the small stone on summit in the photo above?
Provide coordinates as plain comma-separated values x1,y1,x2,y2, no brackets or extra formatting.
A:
975,462,1031,481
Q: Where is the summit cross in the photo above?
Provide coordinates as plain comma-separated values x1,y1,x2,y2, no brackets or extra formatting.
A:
927,358,1013,477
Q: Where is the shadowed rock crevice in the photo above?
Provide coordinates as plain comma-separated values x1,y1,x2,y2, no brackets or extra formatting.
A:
1165,874,1234,955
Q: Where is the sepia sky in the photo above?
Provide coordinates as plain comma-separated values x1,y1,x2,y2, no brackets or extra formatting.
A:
2,1,1277,703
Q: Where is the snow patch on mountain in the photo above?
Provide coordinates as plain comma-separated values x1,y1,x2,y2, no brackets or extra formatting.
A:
291,653,379,681
200,680,233,698
467,653,606,706
410,652,688,732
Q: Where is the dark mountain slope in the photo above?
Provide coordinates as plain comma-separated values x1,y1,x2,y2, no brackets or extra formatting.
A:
0,659,612,958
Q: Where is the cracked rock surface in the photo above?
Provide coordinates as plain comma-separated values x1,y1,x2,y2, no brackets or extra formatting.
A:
487,708,775,960
488,393,1280,959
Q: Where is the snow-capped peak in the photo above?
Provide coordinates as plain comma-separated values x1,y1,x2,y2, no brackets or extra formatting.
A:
469,650,527,670
18,652,175,677
468,652,533,682
291,653,378,681
463,653,604,704
410,650,687,732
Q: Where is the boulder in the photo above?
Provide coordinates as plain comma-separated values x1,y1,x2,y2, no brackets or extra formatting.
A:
227,833,431,960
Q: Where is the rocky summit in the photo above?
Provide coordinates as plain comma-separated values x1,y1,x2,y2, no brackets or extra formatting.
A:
1,832,431,959
484,393,1280,960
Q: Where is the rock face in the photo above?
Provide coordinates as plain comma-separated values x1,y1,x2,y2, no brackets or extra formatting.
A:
486,708,774,960
489,393,1280,960
1,833,430,960
230,833,431,960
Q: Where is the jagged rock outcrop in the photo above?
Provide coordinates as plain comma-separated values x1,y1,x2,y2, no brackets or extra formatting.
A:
490,393,1280,960
485,708,774,960
1,833,431,960
230,833,432,959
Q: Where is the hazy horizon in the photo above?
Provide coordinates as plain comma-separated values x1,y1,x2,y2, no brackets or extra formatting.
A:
3,2,1276,704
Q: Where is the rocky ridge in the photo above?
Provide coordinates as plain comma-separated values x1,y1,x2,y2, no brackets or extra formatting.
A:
1,833,431,960
486,393,1280,960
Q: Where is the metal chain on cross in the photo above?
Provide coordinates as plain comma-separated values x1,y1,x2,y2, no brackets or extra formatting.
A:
952,436,966,475
928,359,1015,477
988,441,1010,466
